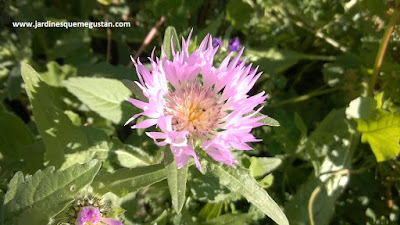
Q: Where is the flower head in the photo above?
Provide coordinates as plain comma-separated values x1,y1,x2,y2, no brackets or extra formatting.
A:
228,37,240,52
212,37,221,48
76,206,122,225
126,31,267,170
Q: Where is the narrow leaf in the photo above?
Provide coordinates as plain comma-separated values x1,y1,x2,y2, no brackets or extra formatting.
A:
163,26,181,60
2,160,101,225
203,159,289,225
163,147,189,214
92,163,167,196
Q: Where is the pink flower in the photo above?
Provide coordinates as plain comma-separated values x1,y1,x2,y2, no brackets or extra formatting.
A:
76,206,122,225
125,31,267,170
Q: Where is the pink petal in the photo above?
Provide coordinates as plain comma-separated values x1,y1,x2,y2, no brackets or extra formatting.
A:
125,97,148,110
100,218,123,225
132,119,157,129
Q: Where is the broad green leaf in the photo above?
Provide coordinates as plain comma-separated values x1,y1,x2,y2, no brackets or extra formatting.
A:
199,213,255,225
188,166,233,203
0,110,34,164
285,109,358,225
64,77,136,124
202,159,289,225
345,97,377,120
40,61,76,87
81,126,152,168
357,112,400,162
163,26,181,61
163,148,189,214
92,163,167,196
21,63,91,168
249,157,282,178
2,160,101,225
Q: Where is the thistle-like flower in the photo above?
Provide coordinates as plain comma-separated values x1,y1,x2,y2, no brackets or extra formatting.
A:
125,31,267,170
75,206,122,225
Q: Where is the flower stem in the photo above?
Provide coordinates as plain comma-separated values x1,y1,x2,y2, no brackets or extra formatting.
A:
368,8,400,96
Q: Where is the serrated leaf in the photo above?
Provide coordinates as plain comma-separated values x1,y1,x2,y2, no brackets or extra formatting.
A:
357,112,400,162
163,148,189,214
163,26,181,61
92,163,167,196
64,77,137,124
202,159,289,225
21,63,91,168
2,160,101,225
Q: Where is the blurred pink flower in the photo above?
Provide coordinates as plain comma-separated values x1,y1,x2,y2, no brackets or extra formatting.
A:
76,206,122,225
125,31,267,170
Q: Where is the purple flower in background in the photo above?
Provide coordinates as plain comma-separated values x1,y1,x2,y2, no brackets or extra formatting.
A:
125,31,266,170
76,206,122,225
212,37,221,48
228,37,240,52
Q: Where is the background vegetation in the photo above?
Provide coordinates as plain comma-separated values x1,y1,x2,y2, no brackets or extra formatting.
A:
0,0,400,224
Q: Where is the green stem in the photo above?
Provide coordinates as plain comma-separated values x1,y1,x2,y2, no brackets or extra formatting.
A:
369,9,400,96
269,87,340,108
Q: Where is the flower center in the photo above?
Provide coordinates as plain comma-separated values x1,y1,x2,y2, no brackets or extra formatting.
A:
164,83,225,140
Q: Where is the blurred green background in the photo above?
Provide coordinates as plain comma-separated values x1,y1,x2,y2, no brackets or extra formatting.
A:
1,0,400,224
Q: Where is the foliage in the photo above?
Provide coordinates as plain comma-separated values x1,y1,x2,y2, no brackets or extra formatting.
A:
1,0,400,225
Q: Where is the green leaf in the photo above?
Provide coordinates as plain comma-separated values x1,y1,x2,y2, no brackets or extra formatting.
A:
202,159,289,225
345,97,377,120
200,213,255,225
0,110,34,164
261,115,280,127
357,112,400,162
122,79,147,102
40,61,77,87
2,160,101,225
6,65,22,100
285,109,358,225
64,77,136,124
21,63,91,169
249,111,280,127
163,26,181,61
81,126,152,168
163,148,189,214
249,157,282,178
198,202,222,221
92,163,167,196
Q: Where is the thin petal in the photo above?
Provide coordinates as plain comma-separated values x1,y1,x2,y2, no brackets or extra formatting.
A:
100,218,123,225
132,119,157,129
